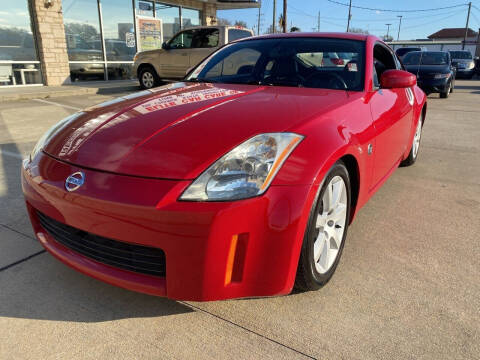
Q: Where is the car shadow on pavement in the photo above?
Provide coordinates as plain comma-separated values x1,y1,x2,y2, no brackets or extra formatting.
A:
0,253,194,322
452,84,480,90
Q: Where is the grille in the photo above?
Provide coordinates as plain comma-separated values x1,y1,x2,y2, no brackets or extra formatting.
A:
37,211,166,277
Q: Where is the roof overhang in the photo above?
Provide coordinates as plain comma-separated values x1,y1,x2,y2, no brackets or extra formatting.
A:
207,0,260,10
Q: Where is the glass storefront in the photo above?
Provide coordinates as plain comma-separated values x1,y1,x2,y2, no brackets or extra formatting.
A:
62,0,203,82
101,0,136,79
155,3,181,43
182,8,201,28
0,1,42,86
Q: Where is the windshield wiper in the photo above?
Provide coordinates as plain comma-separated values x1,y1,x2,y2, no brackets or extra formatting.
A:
186,78,219,83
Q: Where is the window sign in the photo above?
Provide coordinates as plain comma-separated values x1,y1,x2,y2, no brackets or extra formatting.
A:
136,17,163,52
125,32,136,48
137,1,154,16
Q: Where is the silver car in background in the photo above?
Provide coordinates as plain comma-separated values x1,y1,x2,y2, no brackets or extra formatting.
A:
133,25,253,89
449,50,476,79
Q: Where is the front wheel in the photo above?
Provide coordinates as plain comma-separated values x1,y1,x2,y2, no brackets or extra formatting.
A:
400,115,423,167
295,161,351,291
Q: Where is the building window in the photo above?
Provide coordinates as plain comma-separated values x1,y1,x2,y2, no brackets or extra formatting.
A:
101,0,136,79
63,0,104,81
155,3,181,43
0,0,42,86
182,8,201,28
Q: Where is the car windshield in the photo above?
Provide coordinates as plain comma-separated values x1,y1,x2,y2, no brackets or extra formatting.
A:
449,51,472,59
186,37,365,91
403,51,449,65
396,48,420,57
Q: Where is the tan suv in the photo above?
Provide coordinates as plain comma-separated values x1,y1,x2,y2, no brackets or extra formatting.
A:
133,25,253,89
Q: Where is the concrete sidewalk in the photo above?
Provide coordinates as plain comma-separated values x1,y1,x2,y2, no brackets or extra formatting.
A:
0,80,140,102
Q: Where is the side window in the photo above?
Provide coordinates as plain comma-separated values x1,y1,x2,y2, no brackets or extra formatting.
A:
169,30,195,49
373,44,396,87
192,29,219,48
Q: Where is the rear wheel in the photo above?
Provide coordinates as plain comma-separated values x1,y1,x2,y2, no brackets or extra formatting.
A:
400,114,423,167
295,161,351,291
139,66,160,89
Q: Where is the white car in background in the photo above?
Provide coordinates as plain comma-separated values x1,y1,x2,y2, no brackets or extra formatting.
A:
133,25,254,89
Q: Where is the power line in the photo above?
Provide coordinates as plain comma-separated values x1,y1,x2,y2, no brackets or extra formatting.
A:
288,5,464,22
326,0,468,13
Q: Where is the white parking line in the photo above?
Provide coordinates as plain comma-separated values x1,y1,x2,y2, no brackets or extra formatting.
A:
0,150,26,160
33,98,82,111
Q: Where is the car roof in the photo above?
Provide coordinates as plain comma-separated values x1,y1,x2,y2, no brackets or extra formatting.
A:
247,32,373,41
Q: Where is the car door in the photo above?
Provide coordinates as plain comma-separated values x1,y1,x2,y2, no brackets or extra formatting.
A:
160,29,196,78
189,28,221,69
369,44,413,189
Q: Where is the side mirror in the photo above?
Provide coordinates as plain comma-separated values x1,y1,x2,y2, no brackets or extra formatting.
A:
380,69,416,89
162,42,169,50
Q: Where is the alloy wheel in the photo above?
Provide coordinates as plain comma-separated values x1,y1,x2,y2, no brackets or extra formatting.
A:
412,119,422,159
142,72,155,88
313,176,348,274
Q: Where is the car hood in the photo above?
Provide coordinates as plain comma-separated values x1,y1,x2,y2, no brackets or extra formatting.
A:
44,82,348,179
404,64,450,76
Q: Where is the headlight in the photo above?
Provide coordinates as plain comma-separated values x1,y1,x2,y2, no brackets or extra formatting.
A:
180,133,304,201
434,73,450,79
30,112,85,161
468,61,475,69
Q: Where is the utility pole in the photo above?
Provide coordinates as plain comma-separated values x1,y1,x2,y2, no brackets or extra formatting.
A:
257,3,261,35
317,11,321,32
386,23,391,39
463,2,472,50
346,0,352,32
272,0,276,33
397,15,402,40
283,0,287,33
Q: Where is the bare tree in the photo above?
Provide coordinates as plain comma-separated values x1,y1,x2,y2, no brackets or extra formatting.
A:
349,27,369,34
217,18,232,26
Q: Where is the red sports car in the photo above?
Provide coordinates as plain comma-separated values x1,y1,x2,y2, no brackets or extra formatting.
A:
22,33,426,301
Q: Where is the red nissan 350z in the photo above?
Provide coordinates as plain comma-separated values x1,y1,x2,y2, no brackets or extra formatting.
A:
22,33,426,301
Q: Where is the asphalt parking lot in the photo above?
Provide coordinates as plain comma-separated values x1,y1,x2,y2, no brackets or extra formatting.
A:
1,81,479,359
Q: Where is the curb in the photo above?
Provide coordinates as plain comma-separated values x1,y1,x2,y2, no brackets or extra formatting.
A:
0,87,99,102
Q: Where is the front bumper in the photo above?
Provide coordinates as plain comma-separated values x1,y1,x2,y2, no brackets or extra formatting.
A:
455,68,475,78
416,77,450,94
22,153,313,301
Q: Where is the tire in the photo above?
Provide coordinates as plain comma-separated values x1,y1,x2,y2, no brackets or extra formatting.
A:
400,114,423,167
440,86,449,98
295,161,351,291
139,66,160,89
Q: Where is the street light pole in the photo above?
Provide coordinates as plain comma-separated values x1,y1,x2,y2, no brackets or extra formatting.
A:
272,0,276,33
463,2,472,50
386,23,391,40
346,0,352,32
397,15,402,40
283,0,287,33
257,2,261,35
